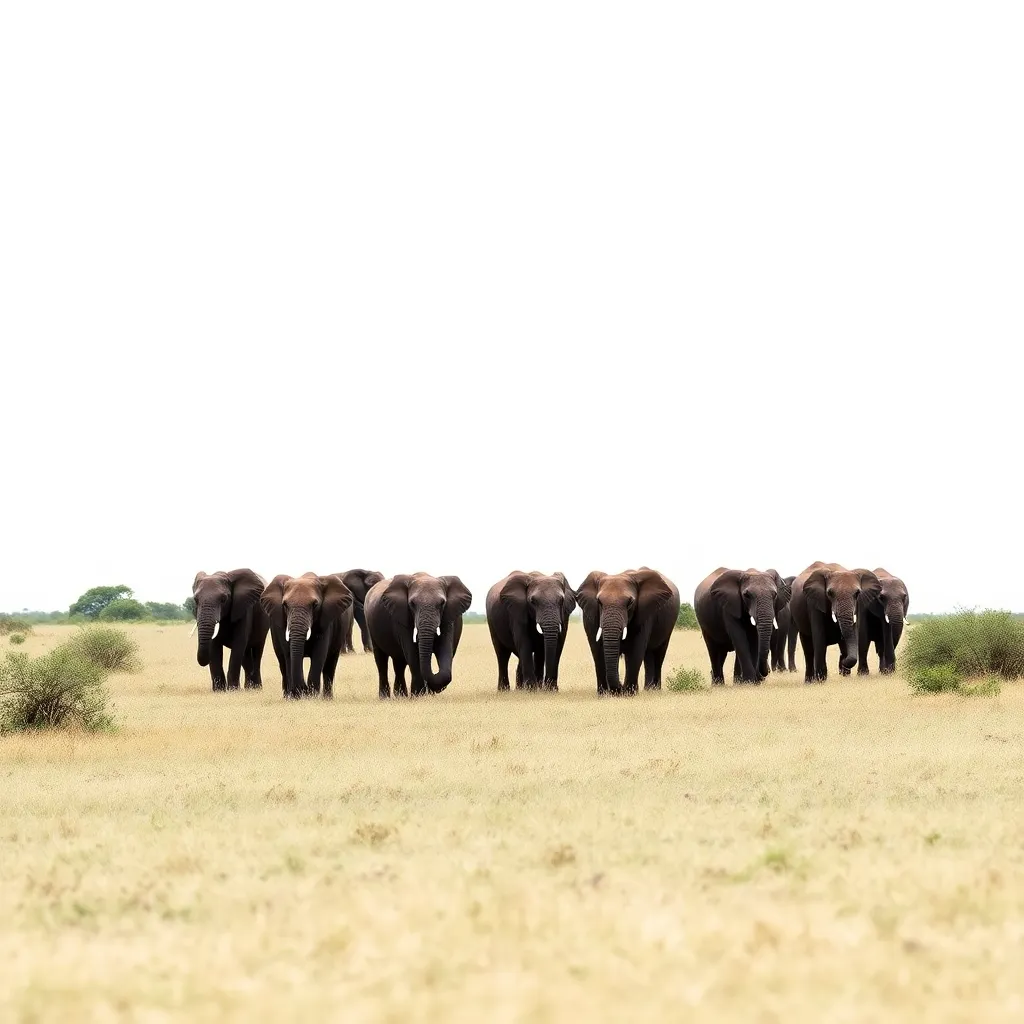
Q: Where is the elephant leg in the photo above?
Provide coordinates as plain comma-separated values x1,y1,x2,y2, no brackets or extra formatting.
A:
393,657,409,698
623,645,643,695
799,629,816,684
725,621,758,682
704,635,728,685
857,624,871,675
374,648,392,698
533,646,545,688
209,641,227,691
643,640,669,690
322,647,341,700
514,663,523,689
787,627,798,672
246,633,265,690
808,617,828,682
589,641,608,694
356,607,373,653
495,645,512,692
226,639,244,690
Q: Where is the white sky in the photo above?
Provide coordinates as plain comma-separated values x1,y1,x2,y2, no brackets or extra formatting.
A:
2,3,1021,614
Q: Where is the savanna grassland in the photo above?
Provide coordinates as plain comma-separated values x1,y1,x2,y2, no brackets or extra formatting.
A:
2,623,1024,1022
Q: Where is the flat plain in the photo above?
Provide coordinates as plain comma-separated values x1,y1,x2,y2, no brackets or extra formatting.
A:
2,622,1023,1023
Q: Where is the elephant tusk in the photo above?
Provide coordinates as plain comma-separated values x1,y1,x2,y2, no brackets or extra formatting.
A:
831,611,837,623
306,628,311,641
437,626,441,636
285,628,290,642
558,622,562,633
622,625,627,640
412,627,417,643
189,621,198,638
211,621,220,640
885,613,890,624
596,627,602,642
537,623,543,635
773,617,778,629
750,615,756,626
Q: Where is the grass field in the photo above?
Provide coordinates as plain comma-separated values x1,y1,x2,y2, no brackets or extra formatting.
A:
2,622,1024,1022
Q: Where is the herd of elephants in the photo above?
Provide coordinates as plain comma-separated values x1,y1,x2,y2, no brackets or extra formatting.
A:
190,564,910,699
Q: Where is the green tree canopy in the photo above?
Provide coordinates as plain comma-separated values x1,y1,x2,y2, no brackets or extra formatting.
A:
145,602,189,620
69,585,134,619
97,599,149,622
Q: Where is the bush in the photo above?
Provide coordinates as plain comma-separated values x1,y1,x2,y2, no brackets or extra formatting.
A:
97,598,149,622
0,647,115,734
9,634,26,646
675,603,699,630
905,609,1024,684
666,666,707,692
65,626,141,673
0,617,31,636
908,663,964,694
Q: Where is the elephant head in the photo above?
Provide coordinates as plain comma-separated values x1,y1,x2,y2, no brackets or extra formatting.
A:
191,569,265,667
341,569,385,605
260,573,353,695
803,563,881,672
872,568,909,670
499,571,576,682
709,568,790,679
381,573,472,692
576,568,675,692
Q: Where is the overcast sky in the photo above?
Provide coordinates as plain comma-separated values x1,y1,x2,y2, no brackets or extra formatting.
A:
2,3,1021,614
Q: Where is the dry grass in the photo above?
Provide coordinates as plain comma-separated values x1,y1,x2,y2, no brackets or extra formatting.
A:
2,622,1023,1022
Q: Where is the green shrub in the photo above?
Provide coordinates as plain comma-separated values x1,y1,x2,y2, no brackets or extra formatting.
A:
666,666,707,692
0,617,31,636
905,609,1024,684
908,663,964,694
9,634,26,646
65,626,140,673
97,599,149,622
0,647,115,734
675,603,699,631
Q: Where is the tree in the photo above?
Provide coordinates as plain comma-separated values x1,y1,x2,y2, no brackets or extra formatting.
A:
183,596,197,617
145,602,189,621
97,599,149,622
675,602,699,630
69,585,134,619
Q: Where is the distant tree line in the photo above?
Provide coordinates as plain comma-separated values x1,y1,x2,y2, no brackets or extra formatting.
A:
3,584,194,624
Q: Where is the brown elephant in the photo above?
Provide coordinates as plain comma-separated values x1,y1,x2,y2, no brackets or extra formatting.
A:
485,571,576,692
191,569,269,691
858,568,909,675
575,568,680,694
769,575,798,673
694,568,791,684
260,573,354,699
339,569,385,653
790,562,881,683
364,573,472,698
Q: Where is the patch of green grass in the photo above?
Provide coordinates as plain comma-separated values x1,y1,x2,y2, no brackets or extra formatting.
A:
666,666,707,692
9,634,26,646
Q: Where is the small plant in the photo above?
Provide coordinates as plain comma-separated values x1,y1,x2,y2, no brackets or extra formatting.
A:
9,634,26,645
65,626,140,673
0,647,115,734
666,666,707,692
675,602,699,630
0,618,31,637
908,663,964,694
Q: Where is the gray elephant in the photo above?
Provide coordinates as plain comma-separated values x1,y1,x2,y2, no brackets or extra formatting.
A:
191,569,270,691
769,575,798,673
790,562,881,683
364,573,472,698
485,571,576,692
858,568,909,675
575,568,680,694
339,569,385,653
694,568,791,684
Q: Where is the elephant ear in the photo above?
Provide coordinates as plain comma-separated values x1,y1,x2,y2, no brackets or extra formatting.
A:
192,571,208,596
804,568,830,614
499,572,532,611
574,572,605,617
381,575,413,627
630,568,676,618
319,574,354,618
855,570,882,609
440,576,473,620
709,570,744,621
226,568,267,623
553,572,577,618
767,569,792,611
260,575,290,616
365,571,385,590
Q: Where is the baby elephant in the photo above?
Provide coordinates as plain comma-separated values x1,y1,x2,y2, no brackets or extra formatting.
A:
485,571,576,692
694,568,791,684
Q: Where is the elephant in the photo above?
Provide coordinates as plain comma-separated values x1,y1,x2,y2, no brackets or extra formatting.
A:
338,569,385,653
260,573,354,699
485,571,576,692
364,573,472,698
575,567,680,694
769,575,798,673
790,562,881,683
694,568,791,684
858,568,909,675
191,569,270,691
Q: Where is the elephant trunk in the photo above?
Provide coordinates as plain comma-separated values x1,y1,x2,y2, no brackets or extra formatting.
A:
416,613,451,692
195,603,219,667
835,600,858,671
537,612,561,683
884,604,904,671
599,611,626,692
287,608,311,697
754,596,774,678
